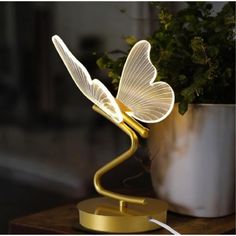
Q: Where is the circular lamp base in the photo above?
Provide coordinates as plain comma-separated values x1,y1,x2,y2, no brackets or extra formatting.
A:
77,197,168,233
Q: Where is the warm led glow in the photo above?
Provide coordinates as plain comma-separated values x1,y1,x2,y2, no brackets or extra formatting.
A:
52,35,175,124
117,40,175,123
52,35,123,123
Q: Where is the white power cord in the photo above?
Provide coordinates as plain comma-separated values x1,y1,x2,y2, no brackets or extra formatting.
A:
149,217,181,235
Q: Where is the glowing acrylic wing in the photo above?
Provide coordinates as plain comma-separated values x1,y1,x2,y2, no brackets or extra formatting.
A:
52,35,123,123
116,40,174,123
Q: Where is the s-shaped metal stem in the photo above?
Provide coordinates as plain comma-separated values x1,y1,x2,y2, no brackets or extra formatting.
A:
92,105,149,210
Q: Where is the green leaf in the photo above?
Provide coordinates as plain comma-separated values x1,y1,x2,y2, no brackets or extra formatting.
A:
191,37,208,65
125,36,137,46
96,57,107,69
181,86,196,102
178,101,188,115
208,46,219,57
223,68,232,78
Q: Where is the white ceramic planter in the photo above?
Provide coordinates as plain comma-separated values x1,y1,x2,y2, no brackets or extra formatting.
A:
148,104,235,217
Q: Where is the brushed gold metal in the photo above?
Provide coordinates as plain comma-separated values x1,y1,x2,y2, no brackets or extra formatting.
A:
121,110,149,138
77,104,168,233
77,197,168,233
116,99,149,138
92,104,147,205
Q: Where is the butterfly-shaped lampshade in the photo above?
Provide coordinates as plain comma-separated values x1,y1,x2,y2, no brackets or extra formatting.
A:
52,35,174,124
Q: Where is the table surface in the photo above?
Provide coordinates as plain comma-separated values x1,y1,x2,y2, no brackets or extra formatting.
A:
9,201,235,234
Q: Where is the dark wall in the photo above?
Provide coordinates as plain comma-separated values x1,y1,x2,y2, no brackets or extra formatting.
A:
0,2,153,233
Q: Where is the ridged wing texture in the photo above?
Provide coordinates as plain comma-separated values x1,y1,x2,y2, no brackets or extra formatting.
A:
116,40,174,123
52,35,123,123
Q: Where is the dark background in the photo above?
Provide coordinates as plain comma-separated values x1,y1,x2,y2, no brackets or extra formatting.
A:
0,2,226,233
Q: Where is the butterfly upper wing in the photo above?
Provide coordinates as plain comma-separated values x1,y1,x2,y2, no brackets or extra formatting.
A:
116,40,175,123
52,35,123,123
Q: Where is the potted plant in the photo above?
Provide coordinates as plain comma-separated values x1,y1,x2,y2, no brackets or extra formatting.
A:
97,2,235,217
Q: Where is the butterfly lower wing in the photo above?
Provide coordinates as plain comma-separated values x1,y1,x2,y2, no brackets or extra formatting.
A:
116,40,174,123
52,35,123,123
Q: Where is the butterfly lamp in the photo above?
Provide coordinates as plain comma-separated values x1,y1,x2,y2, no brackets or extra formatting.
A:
52,35,175,233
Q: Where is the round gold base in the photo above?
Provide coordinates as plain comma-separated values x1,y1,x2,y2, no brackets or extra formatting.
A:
77,197,168,233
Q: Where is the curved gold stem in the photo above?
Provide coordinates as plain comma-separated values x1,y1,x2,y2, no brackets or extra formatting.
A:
92,105,148,206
